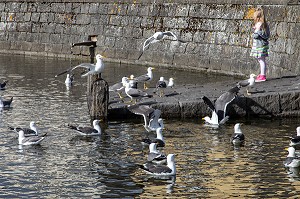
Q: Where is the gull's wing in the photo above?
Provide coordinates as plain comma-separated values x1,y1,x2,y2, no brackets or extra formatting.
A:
135,74,151,82
202,96,215,111
237,79,250,88
215,87,238,120
143,36,156,51
71,63,95,70
163,31,178,40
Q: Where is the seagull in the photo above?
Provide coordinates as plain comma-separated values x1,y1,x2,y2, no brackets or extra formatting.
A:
156,77,167,97
68,119,102,136
237,74,256,95
109,77,128,99
0,96,13,108
65,73,74,86
127,104,162,132
147,143,167,165
8,121,40,137
289,126,300,150
230,123,245,146
202,86,240,126
167,77,174,88
55,54,105,78
142,126,165,147
18,130,45,146
129,75,138,89
124,82,152,104
140,154,176,176
133,67,154,89
0,80,8,90
284,147,300,167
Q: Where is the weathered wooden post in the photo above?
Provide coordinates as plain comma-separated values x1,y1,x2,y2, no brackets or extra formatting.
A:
72,35,109,121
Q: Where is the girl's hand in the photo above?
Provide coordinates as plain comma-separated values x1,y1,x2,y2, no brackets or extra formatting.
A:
255,22,262,30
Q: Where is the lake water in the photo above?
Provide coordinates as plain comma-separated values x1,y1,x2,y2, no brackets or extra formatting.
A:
0,54,300,198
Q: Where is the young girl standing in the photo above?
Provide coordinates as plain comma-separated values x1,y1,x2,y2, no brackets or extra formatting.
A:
250,7,270,82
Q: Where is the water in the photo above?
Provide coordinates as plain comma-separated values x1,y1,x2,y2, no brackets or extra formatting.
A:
0,54,300,198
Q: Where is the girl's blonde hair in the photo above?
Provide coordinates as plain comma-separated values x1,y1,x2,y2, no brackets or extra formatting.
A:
253,7,268,31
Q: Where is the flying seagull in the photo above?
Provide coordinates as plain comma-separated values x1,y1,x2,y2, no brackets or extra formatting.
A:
138,31,185,59
68,119,102,136
202,86,240,126
140,154,176,176
55,54,105,78
127,104,162,132
230,123,245,146
237,74,256,95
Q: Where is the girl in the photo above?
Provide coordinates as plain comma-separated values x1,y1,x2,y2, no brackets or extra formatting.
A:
250,7,270,82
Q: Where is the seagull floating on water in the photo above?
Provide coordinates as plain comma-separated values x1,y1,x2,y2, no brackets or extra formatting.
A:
140,154,176,176
127,104,162,132
8,121,40,137
18,130,45,146
147,143,167,164
289,126,300,150
142,126,165,147
230,123,245,146
65,73,74,86
284,147,300,168
202,86,240,126
0,96,13,108
68,119,102,136
55,54,105,78
237,74,256,95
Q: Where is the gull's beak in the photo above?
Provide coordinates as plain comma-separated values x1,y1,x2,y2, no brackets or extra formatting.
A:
202,117,205,120
285,147,290,151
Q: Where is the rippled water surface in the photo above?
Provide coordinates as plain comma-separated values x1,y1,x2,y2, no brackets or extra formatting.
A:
0,54,300,198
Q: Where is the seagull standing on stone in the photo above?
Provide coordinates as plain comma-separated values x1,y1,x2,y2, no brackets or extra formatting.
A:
134,67,154,90
55,54,105,78
68,119,102,136
109,77,128,99
124,82,152,104
202,86,240,126
230,123,245,146
156,77,167,97
237,74,256,95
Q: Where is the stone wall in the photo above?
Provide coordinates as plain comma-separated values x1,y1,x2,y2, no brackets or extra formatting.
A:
0,0,299,77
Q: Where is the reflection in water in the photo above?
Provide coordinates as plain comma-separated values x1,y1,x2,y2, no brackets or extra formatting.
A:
0,54,300,197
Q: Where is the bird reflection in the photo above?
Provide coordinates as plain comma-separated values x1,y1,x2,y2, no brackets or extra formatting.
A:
143,175,176,194
286,166,300,179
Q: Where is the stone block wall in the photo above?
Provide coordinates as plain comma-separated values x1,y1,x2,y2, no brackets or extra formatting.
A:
0,0,299,77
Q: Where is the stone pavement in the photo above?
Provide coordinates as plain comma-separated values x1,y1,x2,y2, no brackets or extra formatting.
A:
108,75,300,120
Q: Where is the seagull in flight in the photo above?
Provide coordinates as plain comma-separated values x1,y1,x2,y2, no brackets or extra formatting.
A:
138,31,185,59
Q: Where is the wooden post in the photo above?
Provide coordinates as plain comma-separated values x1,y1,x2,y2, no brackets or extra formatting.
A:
87,46,109,121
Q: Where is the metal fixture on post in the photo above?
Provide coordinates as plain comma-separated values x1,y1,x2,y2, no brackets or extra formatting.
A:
72,35,109,121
